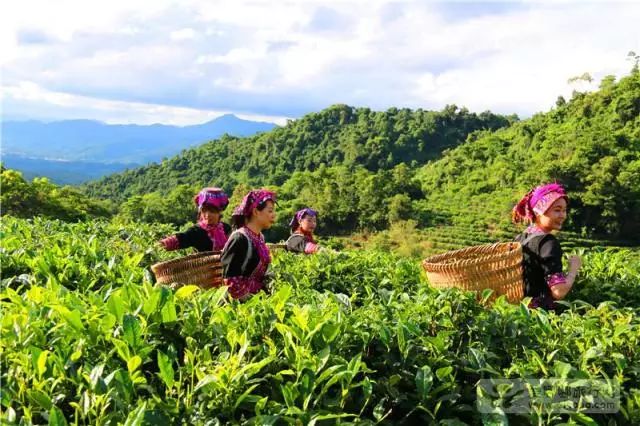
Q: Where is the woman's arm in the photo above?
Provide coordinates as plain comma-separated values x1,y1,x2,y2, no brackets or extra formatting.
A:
549,256,581,299
304,241,319,254
286,234,319,254
539,236,581,300
159,226,203,251
285,234,306,253
159,235,180,250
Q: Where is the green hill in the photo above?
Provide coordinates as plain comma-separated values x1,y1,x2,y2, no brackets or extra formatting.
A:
0,167,112,221
83,105,513,200
416,70,640,238
66,70,640,243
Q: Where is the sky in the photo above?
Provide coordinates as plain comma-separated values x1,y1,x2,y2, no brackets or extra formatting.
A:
1,0,639,126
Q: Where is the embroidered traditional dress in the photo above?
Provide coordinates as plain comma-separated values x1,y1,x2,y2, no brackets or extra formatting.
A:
512,183,570,310
159,187,230,252
515,225,566,310
221,189,276,299
221,227,271,299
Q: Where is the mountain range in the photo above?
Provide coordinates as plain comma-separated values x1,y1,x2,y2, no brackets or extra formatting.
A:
1,114,277,183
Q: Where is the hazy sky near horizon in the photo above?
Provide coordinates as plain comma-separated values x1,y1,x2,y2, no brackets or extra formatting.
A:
1,0,639,125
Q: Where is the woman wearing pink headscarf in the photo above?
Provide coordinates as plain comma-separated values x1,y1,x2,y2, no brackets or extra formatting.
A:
513,183,582,310
221,189,277,299
159,187,231,252
286,208,320,254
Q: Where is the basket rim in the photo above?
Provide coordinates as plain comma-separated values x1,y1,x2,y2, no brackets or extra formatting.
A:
151,250,221,272
422,242,522,269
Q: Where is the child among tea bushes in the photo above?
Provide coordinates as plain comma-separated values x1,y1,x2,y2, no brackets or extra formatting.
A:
512,183,582,310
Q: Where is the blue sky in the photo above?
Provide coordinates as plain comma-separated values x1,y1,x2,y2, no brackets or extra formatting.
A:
1,0,639,125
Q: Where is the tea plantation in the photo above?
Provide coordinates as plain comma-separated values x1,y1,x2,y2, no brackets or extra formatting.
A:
1,217,640,424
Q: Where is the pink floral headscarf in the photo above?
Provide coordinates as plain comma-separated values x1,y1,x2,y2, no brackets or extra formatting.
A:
194,187,229,210
512,183,567,223
231,189,276,226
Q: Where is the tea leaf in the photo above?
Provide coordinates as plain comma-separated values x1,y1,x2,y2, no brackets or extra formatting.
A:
37,350,49,377
175,285,199,299
127,355,142,373
416,365,433,400
157,351,174,389
123,314,142,350
48,406,68,426
28,389,52,410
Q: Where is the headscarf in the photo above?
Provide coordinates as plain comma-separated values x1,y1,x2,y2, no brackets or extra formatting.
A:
289,208,318,232
231,189,277,227
512,183,567,223
194,187,229,211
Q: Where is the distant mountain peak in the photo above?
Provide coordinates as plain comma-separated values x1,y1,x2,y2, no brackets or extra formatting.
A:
1,115,277,169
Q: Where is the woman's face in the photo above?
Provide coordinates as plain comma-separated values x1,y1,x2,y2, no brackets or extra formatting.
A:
200,206,222,225
252,200,276,230
299,214,317,233
536,197,567,232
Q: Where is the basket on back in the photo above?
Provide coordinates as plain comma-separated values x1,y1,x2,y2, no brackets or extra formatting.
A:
151,251,223,289
421,242,524,303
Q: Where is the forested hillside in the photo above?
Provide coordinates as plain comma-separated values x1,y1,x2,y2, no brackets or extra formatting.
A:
417,71,640,237
1,167,112,221
84,106,513,200
10,70,640,242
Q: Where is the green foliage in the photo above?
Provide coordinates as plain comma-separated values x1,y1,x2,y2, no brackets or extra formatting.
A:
567,248,640,308
118,184,200,226
365,221,637,260
83,71,639,241
83,105,512,201
1,217,175,292
1,168,112,221
416,70,640,238
268,163,426,240
2,217,640,424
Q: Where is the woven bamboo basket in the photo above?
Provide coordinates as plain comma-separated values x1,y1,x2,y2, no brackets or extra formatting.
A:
267,243,287,251
151,251,223,289
421,242,524,303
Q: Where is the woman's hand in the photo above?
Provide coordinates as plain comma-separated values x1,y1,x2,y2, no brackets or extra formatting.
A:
568,255,582,273
552,255,582,300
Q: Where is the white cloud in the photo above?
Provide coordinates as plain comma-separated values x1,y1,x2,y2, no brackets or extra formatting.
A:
1,0,639,123
1,81,291,125
170,28,197,41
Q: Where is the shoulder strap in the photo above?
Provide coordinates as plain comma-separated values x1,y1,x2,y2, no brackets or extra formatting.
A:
520,233,547,248
234,228,253,272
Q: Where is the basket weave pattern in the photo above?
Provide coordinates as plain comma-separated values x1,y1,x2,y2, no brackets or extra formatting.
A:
421,242,524,303
151,251,223,289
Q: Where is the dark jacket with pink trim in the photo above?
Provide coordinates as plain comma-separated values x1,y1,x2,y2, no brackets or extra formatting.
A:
516,232,564,310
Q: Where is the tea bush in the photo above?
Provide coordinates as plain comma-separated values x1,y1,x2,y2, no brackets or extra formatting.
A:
1,217,639,424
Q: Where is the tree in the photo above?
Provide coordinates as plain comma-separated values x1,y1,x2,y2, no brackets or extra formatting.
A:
1,169,38,216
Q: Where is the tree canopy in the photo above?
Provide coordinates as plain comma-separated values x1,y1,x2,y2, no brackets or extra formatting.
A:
7,69,639,241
